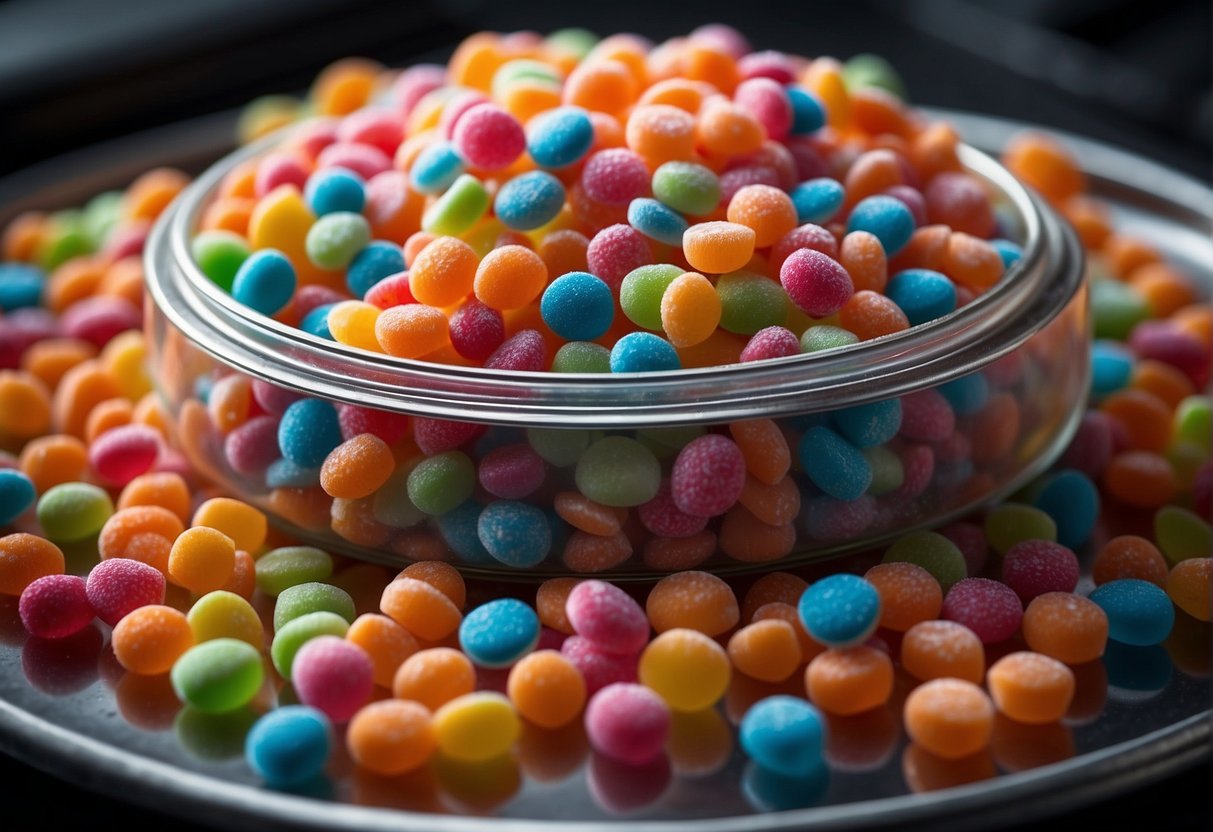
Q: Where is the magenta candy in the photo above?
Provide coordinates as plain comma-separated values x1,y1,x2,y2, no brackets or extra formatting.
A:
780,248,854,318
738,50,797,84
60,296,141,348
898,389,956,442
1059,410,1116,479
637,481,710,538
770,222,839,272
690,22,751,58
449,300,505,362
478,443,546,499
740,326,800,362
89,423,161,486
291,635,374,723
894,444,935,499
561,635,639,694
336,109,404,156
1128,322,1211,389
537,626,568,652
86,558,165,627
316,142,393,180
412,417,486,455
439,89,492,138
251,380,304,416
1001,539,1080,604
941,577,1023,644
586,224,654,290
393,64,448,117
103,224,150,262
787,140,831,181
884,185,928,227
940,521,989,576
581,149,650,206
671,434,747,518
734,77,793,141
19,574,93,639
719,166,780,206
338,404,409,444
452,103,525,171
565,580,649,655
732,143,798,190
485,329,546,372
254,153,310,198
224,415,282,477
584,682,671,765
803,495,877,541
152,447,192,477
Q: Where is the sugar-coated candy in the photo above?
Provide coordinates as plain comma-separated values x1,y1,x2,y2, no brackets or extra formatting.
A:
790,178,844,224
903,679,994,760
410,142,464,194
565,580,648,655
526,106,595,168
270,610,350,677
19,573,92,638
347,699,435,776
291,634,373,722
189,590,262,647
346,240,405,298
901,619,984,683
585,682,670,765
987,651,1075,724
639,628,731,712
278,399,342,468
246,706,332,786
541,271,614,341
85,557,165,626
495,171,566,231
847,195,915,256
1088,579,1175,646
507,650,587,729
0,533,64,596
940,578,1023,644
670,434,746,518
171,637,264,713
652,161,721,217
984,504,1057,555
739,695,825,778
379,577,462,641
255,546,333,596
231,249,296,316
780,248,854,318
459,598,540,668
575,436,661,507
1031,470,1100,549
477,501,552,568
797,574,880,648
799,426,872,501
646,570,739,636
36,481,113,542
864,562,942,632
452,104,526,171
273,581,356,631
884,269,956,327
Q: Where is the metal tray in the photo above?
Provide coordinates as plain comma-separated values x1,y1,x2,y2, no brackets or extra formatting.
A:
0,109,1209,832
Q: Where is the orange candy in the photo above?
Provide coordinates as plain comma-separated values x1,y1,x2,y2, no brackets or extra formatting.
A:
20,338,97,391
52,361,121,439
537,229,590,277
346,613,420,688
901,620,984,684
890,224,949,273
167,526,236,594
728,419,791,485
736,475,800,527
987,651,1075,724
507,650,588,729
682,221,756,275
805,646,894,716
320,434,396,499
111,604,194,675
626,104,696,165
1129,263,1199,318
1003,133,1085,204
727,619,802,682
380,577,462,641
1092,535,1169,587
1131,359,1196,409
1099,389,1172,453
535,577,581,634
943,232,1003,290
0,533,65,596
98,505,185,574
1166,559,1211,622
1021,592,1108,665
641,531,717,571
718,506,796,563
563,59,638,117
839,290,910,341
123,168,190,223
311,58,382,116
0,371,52,439
740,572,808,623
562,530,633,572
844,149,906,206
409,236,478,307
84,398,134,444
553,493,625,537
840,231,888,293
397,561,466,610
192,497,267,555
473,245,548,311
393,647,476,711
646,570,740,636
726,185,798,249
864,562,943,632
117,472,193,525
18,434,88,493
752,601,824,663
696,99,764,157
903,678,995,760
661,272,722,348
1102,451,1177,508
347,699,436,775
375,304,450,359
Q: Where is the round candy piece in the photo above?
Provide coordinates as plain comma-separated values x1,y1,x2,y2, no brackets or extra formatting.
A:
171,637,264,713
291,635,374,723
565,580,648,655
1001,540,1080,604
232,249,296,316
432,691,521,762
495,170,566,231
941,578,1023,644
19,574,93,639
246,706,332,787
36,482,114,543
904,678,994,760
797,574,880,648
506,649,587,729
347,699,436,776
527,106,595,168
86,558,165,627
638,628,731,712
0,533,64,597
585,682,670,765
739,695,825,777
884,269,956,326
1088,579,1175,646
847,195,915,256
987,651,1075,724
540,271,614,341
459,598,541,668
0,470,36,525
780,248,853,318
477,501,552,568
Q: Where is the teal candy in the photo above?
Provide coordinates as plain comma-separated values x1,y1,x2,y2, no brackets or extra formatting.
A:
0,469,36,525
526,106,595,169
304,167,366,215
477,501,552,568
610,331,681,373
798,573,881,647
627,198,689,246
542,271,615,341
496,171,566,230
459,598,541,666
846,196,914,257
232,249,296,315
739,696,825,778
1090,341,1134,396
171,638,264,713
790,178,844,224
1089,579,1174,646
273,582,357,631
1031,470,1100,549
36,482,113,542
410,142,465,195
407,451,476,515
798,426,872,501
246,706,332,787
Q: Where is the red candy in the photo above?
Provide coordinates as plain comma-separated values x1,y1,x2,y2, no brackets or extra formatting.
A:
941,577,1023,644
19,574,93,639
770,223,839,273
1059,411,1116,479
780,248,854,317
338,404,409,444
89,424,161,486
940,521,989,576
740,326,800,362
224,415,282,477
898,389,956,443
449,300,505,361
924,172,996,238
1001,540,1080,604
581,149,651,206
638,481,710,538
452,104,526,171
671,434,747,518
478,443,546,499
485,329,547,372
412,417,486,455
561,635,639,694
438,90,491,137
586,224,654,290
294,285,349,319
565,580,649,655
363,273,415,309
85,558,166,627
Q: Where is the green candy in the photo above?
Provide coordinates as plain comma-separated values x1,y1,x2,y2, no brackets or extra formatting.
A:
271,611,349,678
883,530,966,590
36,482,113,542
984,503,1057,555
407,451,475,515
574,436,661,507
620,264,684,331
552,342,612,373
1155,505,1212,564
423,174,489,237
652,162,722,217
305,211,370,270
81,191,125,248
842,53,906,97
37,211,93,270
717,271,788,335
1173,396,1211,453
863,445,904,496
273,581,356,631
801,324,859,353
191,230,251,291
175,706,259,761
1091,278,1149,340
171,638,264,714
255,546,333,597
492,59,562,99
371,468,427,528
527,427,594,467
545,28,598,59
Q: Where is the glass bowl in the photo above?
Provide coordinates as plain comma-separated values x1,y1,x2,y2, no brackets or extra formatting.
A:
143,134,1088,576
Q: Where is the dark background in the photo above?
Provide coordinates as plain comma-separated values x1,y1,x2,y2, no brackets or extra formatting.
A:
0,0,1209,828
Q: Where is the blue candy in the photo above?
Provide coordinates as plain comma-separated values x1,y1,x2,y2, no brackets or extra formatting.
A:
477,500,552,568
609,332,681,373
742,759,830,812
0,263,45,311
831,398,902,448
231,249,296,316
990,239,1023,270
278,398,342,468
0,469,36,525
458,597,541,668
786,86,826,136
1090,340,1134,396
846,195,915,256
627,198,689,246
526,106,595,168
436,501,495,564
885,269,957,326
1032,469,1099,548
299,303,336,340
1089,579,1175,646
409,141,464,194
738,696,825,777
346,240,405,298
495,171,566,231
798,573,881,647
304,167,365,216
266,458,322,489
798,426,872,501
939,373,989,415
790,178,844,225
245,705,331,787
540,271,615,341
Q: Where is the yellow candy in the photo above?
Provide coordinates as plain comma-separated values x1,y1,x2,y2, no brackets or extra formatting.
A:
432,692,521,762
99,331,152,401
327,301,383,352
247,186,335,286
188,590,263,647
192,497,267,555
637,627,732,712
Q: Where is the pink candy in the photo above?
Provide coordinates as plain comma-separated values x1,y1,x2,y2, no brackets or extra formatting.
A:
224,415,281,477
89,424,160,486
780,248,854,318
86,558,165,626
338,404,409,445
19,574,93,639
412,417,486,455
898,389,956,443
316,142,393,180
671,434,747,518
1001,539,1080,604
251,380,304,416
734,77,793,141
561,635,638,694
770,223,839,273
452,104,525,170
393,64,448,117
740,326,800,363
586,224,653,290
565,580,649,655
637,481,710,538
60,296,141,349
254,153,310,199
335,109,404,156
581,149,650,206
485,329,546,372
449,300,505,361
584,682,671,765
363,273,414,309
941,577,1023,644
291,635,374,723
479,443,546,499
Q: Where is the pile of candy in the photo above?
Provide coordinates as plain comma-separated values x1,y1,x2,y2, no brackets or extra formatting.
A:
0,23,1210,818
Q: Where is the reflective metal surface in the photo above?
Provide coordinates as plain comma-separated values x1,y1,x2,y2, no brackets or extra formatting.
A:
0,110,1209,831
